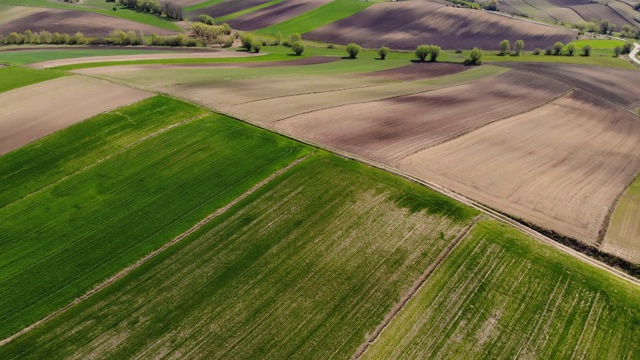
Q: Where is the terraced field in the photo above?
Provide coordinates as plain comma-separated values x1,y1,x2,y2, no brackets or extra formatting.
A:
361,220,640,359
0,96,310,338
0,154,477,358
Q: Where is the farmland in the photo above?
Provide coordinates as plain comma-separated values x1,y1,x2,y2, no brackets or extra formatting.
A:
500,0,637,26
0,153,477,358
0,95,310,338
361,220,640,359
603,178,640,263
0,66,65,93
224,0,332,30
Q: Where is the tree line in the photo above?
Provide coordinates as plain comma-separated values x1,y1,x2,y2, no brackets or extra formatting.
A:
117,0,183,20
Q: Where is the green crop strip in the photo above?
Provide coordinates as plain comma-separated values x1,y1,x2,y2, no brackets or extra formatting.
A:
0,67,67,93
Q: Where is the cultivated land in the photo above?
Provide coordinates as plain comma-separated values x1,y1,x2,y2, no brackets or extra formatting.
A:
500,0,637,26
0,66,65,93
362,220,640,359
0,6,175,36
398,91,640,244
307,1,577,50
0,96,310,338
273,70,571,163
0,76,151,155
192,0,273,18
0,48,174,66
226,0,332,31
603,178,640,263
0,154,477,358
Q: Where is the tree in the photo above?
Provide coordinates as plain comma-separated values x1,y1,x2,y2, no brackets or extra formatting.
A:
162,1,183,20
274,32,282,45
289,33,301,45
552,42,563,55
566,43,575,56
198,14,215,25
241,33,254,50
290,41,305,55
499,39,510,56
251,41,262,53
464,47,483,65
599,19,611,34
346,43,361,58
582,44,592,56
483,0,498,10
378,46,389,60
514,39,525,56
415,45,431,61
614,46,622,57
621,41,633,55
429,45,441,61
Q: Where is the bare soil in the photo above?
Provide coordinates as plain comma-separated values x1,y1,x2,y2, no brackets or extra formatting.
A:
364,62,467,81
227,0,332,31
397,90,640,244
191,0,272,18
306,1,576,50
0,7,176,37
0,76,151,155
549,0,634,26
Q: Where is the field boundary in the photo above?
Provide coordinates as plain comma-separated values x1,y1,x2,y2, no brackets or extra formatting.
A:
352,216,481,359
0,153,311,347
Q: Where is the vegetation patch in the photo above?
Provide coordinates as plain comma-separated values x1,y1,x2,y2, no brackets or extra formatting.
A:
0,66,66,93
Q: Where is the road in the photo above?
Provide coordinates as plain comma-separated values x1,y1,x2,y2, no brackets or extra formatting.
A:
631,42,640,66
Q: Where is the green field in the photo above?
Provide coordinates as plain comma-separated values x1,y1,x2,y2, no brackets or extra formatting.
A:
603,176,640,263
0,1,181,31
363,220,640,359
0,153,477,358
184,0,226,13
257,0,375,36
0,96,311,339
215,0,284,22
0,66,66,93
0,48,171,66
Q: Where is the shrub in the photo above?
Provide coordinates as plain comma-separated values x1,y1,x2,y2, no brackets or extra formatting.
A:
552,42,564,55
289,33,301,44
566,43,575,56
464,47,483,65
614,45,622,57
378,46,389,60
198,14,215,25
532,48,541,55
327,44,334,49
251,41,262,53
241,32,254,50
273,32,282,45
514,40,525,56
582,44,592,56
544,47,553,55
414,44,431,61
621,41,633,55
455,48,463,54
499,39,510,56
429,45,441,61
290,41,305,55
346,43,361,58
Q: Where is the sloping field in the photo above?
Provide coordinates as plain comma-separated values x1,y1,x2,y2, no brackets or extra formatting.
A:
306,2,576,50
502,0,589,23
498,62,640,111
0,66,65,94
0,7,175,36
0,76,151,155
362,220,640,359
550,0,634,26
193,0,272,18
398,91,640,244
226,0,331,31
0,97,310,339
0,4,41,25
607,1,640,25
603,178,640,263
501,0,557,22
29,50,260,69
274,71,571,163
364,62,467,81
0,154,477,358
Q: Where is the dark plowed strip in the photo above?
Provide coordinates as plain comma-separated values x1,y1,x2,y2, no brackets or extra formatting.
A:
227,0,332,31
364,63,467,81
192,0,272,18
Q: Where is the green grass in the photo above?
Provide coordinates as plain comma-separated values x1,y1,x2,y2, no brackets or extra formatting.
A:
363,219,640,359
0,153,477,358
0,48,171,66
215,0,284,22
257,0,375,36
603,174,640,263
0,66,66,93
0,96,311,339
51,52,299,70
184,0,226,13
0,1,181,31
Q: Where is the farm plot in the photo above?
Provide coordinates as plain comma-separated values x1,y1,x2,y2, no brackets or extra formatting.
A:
549,0,634,26
273,71,571,163
226,0,332,31
498,62,640,111
607,1,640,25
363,62,467,81
501,0,557,22
398,91,640,244
361,220,640,359
0,66,66,94
0,76,151,155
528,0,586,23
0,103,310,339
306,2,576,50
0,154,477,359
603,178,640,263
0,7,175,36
192,0,273,18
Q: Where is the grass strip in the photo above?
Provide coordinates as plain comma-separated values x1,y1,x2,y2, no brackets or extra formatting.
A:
0,66,66,93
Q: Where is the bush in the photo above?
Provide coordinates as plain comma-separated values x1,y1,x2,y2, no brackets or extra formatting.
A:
289,33,301,44
544,47,553,55
346,43,361,58
414,45,431,61
464,47,483,65
273,32,282,45
566,43,575,56
614,45,622,57
198,14,215,25
327,44,334,49
251,41,262,53
290,41,305,55
241,32,254,50
621,41,633,55
532,48,541,55
552,42,564,55
582,44,592,56
499,39,510,56
514,40,525,56
378,46,389,60
455,48,463,54
429,45,441,61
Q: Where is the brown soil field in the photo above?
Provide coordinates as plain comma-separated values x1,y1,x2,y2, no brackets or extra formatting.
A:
227,0,332,31
192,0,272,18
172,0,206,5
30,50,262,68
0,5,41,26
498,62,640,111
363,63,467,81
0,7,175,37
272,71,570,163
398,90,640,244
306,2,576,50
72,56,338,75
549,0,634,26
0,76,151,155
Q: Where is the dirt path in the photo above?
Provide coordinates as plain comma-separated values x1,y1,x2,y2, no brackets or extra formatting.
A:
352,217,481,359
630,43,640,66
0,154,311,347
